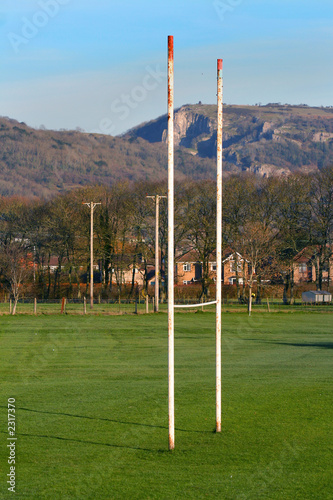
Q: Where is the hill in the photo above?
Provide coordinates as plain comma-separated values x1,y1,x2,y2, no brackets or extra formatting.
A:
0,103,333,198
0,118,170,198
126,103,333,177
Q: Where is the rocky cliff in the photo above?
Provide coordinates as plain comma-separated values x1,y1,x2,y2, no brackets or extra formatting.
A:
127,103,333,176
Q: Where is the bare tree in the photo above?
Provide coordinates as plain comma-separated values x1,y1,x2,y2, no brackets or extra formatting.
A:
0,240,32,314
309,166,333,290
275,174,311,303
223,174,255,301
185,181,216,299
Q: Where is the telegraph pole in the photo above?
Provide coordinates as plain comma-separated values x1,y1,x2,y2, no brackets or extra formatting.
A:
146,195,167,312
33,245,36,283
83,202,101,309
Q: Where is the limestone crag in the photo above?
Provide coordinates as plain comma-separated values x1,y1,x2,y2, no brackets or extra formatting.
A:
125,103,333,177
161,106,215,147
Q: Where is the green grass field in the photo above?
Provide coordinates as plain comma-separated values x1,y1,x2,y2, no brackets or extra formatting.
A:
0,312,332,499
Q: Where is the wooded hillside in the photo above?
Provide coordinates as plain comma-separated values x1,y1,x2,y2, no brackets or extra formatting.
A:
0,103,332,198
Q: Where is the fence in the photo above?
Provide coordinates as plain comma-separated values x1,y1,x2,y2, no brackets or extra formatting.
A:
1,296,333,316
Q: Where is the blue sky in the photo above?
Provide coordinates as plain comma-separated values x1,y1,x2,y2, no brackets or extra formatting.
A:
0,0,332,135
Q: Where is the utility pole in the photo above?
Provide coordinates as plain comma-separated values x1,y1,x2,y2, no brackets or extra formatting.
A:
146,195,167,312
83,202,101,309
33,245,36,283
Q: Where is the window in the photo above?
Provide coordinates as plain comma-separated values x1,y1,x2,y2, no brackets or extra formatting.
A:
183,263,191,272
211,263,217,271
230,260,242,273
299,263,307,273
229,277,243,285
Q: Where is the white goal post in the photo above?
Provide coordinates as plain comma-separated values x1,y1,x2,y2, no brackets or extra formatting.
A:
167,36,223,449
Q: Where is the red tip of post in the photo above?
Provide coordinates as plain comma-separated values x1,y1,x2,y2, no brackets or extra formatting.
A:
217,59,223,71
168,36,174,60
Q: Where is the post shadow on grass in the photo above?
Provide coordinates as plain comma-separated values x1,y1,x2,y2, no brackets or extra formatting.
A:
0,430,153,452
244,340,333,350
1,406,212,434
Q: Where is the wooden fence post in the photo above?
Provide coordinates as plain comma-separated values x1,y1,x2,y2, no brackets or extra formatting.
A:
267,297,271,313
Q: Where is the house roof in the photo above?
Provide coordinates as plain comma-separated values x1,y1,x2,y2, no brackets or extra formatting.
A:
294,246,316,263
146,269,155,281
294,245,333,263
222,251,245,263
176,249,201,263
47,256,68,267
175,247,245,264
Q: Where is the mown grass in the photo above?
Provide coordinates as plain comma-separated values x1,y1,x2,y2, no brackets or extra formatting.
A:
0,313,332,499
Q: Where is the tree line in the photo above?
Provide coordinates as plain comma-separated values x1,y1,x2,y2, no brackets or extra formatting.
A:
0,166,332,311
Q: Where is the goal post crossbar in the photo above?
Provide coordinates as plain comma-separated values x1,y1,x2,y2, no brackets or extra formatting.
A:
174,301,217,309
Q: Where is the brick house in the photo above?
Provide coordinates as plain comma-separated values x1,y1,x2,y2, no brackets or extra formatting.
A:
175,250,203,284
121,263,158,287
293,246,333,285
175,248,250,285
222,249,249,285
41,256,70,272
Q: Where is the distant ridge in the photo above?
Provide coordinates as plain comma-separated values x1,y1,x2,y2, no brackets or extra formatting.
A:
0,103,332,198
126,103,333,177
